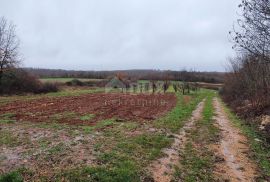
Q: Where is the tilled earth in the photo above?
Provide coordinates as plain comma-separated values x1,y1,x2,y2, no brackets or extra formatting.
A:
0,93,177,125
0,92,177,180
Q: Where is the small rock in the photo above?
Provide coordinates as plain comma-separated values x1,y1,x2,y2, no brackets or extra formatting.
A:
115,118,125,122
215,156,225,162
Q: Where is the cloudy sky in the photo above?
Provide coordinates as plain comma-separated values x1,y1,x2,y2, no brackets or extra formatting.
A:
0,0,240,71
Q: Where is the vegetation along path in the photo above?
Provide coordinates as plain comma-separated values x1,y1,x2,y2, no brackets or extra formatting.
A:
150,99,205,182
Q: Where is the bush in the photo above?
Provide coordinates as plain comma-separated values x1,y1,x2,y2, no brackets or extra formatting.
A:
66,79,84,86
222,56,270,118
35,82,59,94
0,69,59,95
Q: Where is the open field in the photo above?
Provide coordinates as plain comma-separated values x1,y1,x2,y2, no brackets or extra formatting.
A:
1,0,269,181
0,93,176,125
40,78,103,83
0,87,267,181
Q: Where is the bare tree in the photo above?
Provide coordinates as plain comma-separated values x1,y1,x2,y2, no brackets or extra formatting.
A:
0,16,20,82
231,1,270,57
224,1,270,116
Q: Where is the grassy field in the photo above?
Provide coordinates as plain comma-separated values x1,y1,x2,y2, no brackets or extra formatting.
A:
1,87,263,181
0,86,211,181
39,78,103,83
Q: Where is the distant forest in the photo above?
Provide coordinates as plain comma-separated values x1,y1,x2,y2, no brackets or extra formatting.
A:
24,68,225,83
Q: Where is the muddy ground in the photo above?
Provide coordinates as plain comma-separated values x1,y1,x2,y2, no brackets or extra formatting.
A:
212,98,258,181
0,93,176,125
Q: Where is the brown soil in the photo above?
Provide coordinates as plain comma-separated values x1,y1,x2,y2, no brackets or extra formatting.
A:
0,93,176,125
212,98,258,181
149,100,205,182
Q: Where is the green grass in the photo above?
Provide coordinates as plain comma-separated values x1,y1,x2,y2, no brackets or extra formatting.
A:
47,142,69,155
117,133,172,161
40,78,103,83
0,171,23,182
0,113,16,124
59,119,172,182
0,88,220,181
0,131,19,147
80,114,95,121
61,156,140,182
0,130,30,148
175,90,218,181
82,119,115,133
155,90,209,133
50,111,77,121
221,99,270,179
0,87,103,106
61,133,171,182
45,88,103,97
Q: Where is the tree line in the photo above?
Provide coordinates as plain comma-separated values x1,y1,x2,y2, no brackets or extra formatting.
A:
25,68,224,83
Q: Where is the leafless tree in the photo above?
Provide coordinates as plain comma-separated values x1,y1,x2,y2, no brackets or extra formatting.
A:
231,1,270,57
0,17,20,82
225,0,270,116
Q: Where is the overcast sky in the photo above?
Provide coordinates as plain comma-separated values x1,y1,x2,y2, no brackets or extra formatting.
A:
0,0,240,71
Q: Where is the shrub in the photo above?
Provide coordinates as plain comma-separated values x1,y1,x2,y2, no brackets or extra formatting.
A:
0,69,59,95
0,69,40,94
35,82,59,94
222,56,270,118
66,79,84,86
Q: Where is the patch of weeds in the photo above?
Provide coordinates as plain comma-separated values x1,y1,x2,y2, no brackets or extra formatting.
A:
0,113,16,124
47,142,68,155
0,168,34,182
80,114,95,121
45,88,103,97
120,122,139,131
36,121,70,130
176,142,214,182
174,90,217,181
82,119,115,134
94,143,102,152
76,127,171,181
0,130,19,147
100,121,139,138
82,126,95,134
115,133,172,163
55,150,142,181
155,90,209,133
50,111,77,121
0,170,23,182
134,134,172,160
38,138,52,149
221,99,270,179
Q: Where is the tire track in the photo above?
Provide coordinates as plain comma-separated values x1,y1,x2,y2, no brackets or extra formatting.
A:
149,100,205,182
212,98,257,181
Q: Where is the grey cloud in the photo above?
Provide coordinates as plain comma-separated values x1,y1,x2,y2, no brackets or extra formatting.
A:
0,0,240,71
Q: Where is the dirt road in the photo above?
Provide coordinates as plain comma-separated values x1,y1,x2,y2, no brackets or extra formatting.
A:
150,100,205,182
212,98,257,181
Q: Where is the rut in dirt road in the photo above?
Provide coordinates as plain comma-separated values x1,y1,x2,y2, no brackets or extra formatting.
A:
149,100,205,182
212,98,257,182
